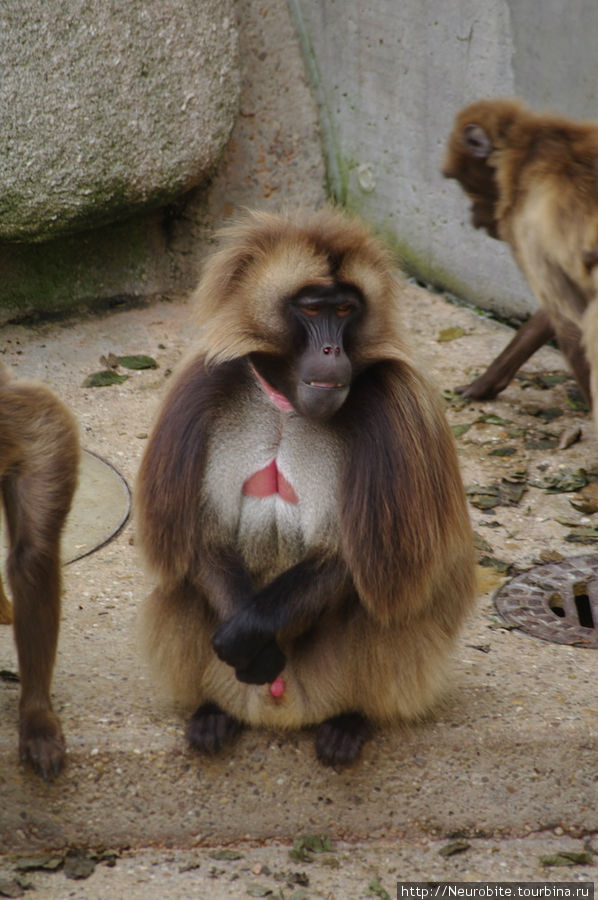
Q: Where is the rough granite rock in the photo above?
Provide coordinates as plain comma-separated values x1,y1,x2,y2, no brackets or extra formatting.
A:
0,0,240,242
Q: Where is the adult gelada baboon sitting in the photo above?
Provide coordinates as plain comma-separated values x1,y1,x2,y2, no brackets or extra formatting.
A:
137,207,476,767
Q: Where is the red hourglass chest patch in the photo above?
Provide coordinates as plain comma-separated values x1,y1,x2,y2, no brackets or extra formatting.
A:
242,459,299,504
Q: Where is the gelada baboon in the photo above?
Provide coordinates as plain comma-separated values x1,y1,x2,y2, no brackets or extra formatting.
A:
443,98,595,407
136,207,476,766
0,361,79,777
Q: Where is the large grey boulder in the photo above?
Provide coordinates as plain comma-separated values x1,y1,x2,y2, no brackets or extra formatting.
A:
0,0,240,242
0,0,324,321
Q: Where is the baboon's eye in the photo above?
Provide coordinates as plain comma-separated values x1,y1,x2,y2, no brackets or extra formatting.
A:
302,304,320,317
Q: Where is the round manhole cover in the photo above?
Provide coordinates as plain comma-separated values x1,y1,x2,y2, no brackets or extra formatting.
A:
494,554,598,648
62,449,130,563
1,449,130,567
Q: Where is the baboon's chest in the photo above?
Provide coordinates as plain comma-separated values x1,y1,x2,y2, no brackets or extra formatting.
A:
202,384,344,580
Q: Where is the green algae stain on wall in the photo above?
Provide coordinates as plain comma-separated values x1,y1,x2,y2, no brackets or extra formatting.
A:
287,0,348,205
0,211,179,320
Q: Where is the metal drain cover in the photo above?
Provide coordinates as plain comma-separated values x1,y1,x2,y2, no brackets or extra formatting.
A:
61,449,130,563
1,449,130,567
494,554,598,648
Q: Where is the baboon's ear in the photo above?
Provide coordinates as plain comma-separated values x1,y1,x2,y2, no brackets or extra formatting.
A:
462,123,493,159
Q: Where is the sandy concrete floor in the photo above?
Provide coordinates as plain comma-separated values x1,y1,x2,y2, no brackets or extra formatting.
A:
0,283,597,898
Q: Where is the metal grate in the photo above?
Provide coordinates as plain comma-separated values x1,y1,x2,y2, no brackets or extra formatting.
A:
494,554,598,648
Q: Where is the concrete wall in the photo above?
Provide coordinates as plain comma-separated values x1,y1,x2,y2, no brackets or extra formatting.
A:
288,0,598,320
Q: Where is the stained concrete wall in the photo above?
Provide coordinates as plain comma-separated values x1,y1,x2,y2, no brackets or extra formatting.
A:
288,0,598,320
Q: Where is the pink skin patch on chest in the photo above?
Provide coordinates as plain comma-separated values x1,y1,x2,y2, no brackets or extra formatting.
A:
269,677,285,699
242,459,299,504
242,365,299,503
251,364,295,412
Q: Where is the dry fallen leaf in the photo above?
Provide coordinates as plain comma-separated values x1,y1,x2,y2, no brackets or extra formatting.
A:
570,481,598,514
118,354,158,370
540,848,594,867
99,352,120,369
83,370,128,387
558,425,582,450
437,326,466,342
439,840,471,857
